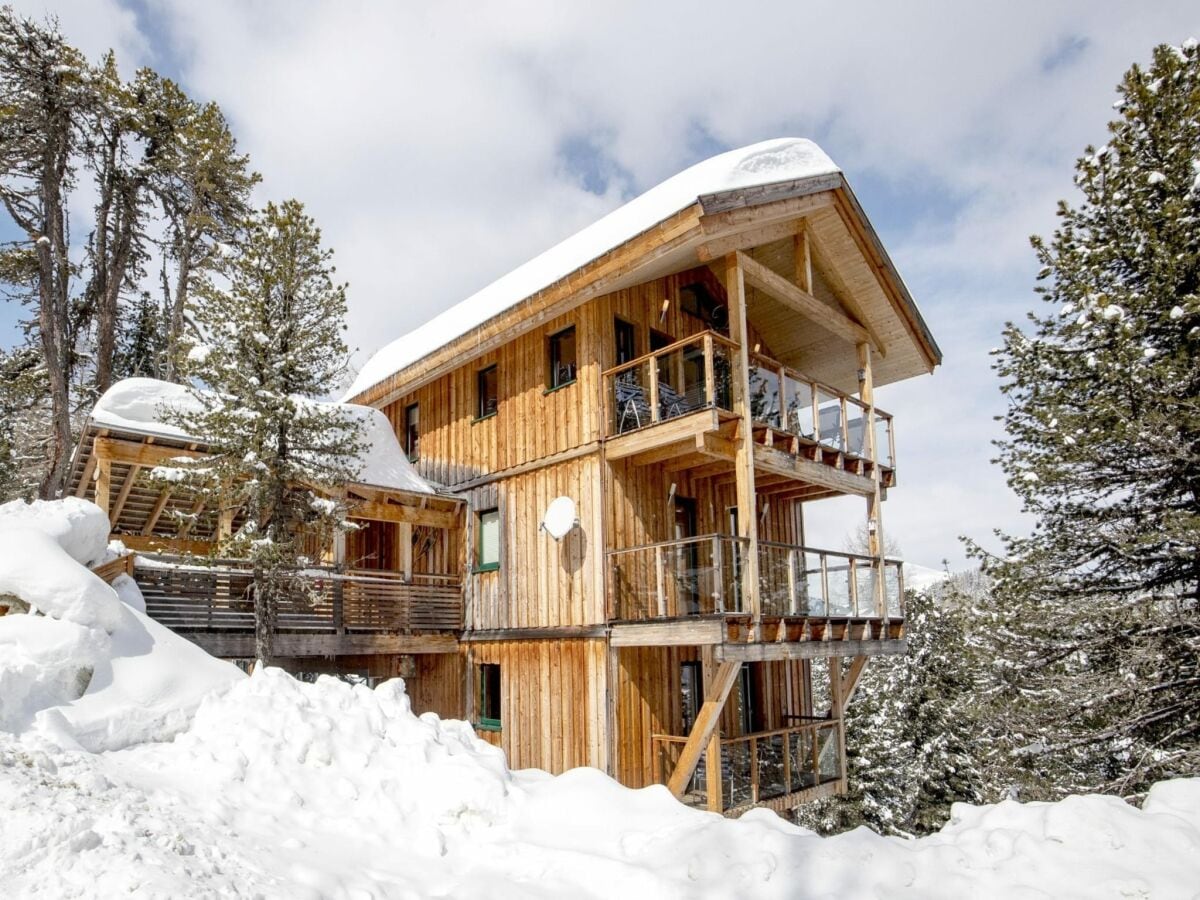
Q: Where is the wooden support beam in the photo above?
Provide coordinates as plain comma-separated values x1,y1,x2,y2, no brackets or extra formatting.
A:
350,499,456,529
841,655,869,707
398,522,413,582
696,218,804,262
717,639,906,662
698,189,835,234
736,250,874,349
859,342,887,618
666,659,741,799
92,436,205,468
110,464,140,524
807,222,888,358
75,453,97,498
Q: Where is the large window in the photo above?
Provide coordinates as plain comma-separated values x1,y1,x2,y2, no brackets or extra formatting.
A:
681,660,703,733
476,507,500,572
477,365,498,419
548,326,577,390
478,662,501,731
404,403,420,461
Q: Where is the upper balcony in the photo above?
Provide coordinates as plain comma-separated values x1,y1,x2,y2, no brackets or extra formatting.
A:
601,330,895,499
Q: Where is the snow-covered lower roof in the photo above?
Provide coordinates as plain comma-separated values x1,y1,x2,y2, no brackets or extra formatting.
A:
344,138,840,401
91,378,436,497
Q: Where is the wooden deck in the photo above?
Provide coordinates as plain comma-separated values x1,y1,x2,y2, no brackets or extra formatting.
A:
102,555,463,658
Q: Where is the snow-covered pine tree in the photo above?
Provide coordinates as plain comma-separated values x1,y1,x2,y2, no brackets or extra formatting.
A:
974,40,1200,799
168,200,365,664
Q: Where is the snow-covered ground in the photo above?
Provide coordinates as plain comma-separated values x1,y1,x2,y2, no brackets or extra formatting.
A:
2,499,1198,898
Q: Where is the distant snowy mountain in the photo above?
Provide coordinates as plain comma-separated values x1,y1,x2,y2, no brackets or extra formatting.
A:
904,562,951,592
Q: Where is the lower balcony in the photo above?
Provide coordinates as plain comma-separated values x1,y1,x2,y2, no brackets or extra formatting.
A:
652,719,844,814
131,554,462,657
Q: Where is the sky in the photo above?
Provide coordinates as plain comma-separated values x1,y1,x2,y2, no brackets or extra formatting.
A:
4,0,1198,569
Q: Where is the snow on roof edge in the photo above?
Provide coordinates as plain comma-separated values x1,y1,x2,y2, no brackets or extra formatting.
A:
90,378,437,497
344,138,840,402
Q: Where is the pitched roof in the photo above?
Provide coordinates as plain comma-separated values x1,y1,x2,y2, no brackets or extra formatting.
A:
344,138,842,401
90,378,436,496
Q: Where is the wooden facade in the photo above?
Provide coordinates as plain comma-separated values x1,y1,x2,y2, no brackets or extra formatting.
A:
84,159,940,816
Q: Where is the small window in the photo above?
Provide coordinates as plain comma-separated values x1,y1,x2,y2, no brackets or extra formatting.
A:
404,403,420,461
614,317,637,366
478,662,501,731
548,326,577,389
476,507,500,572
477,365,498,419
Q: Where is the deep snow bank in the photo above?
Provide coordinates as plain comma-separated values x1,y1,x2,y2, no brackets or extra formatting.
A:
0,499,242,747
2,500,1198,898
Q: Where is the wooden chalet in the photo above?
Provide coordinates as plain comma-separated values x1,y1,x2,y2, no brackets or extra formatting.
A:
78,138,941,816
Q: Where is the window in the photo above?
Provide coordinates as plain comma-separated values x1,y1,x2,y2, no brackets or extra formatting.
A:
614,318,637,366
478,662,501,730
548,326,577,390
476,507,500,572
477,365,498,419
404,403,420,461
737,665,765,735
681,660,703,733
679,281,727,331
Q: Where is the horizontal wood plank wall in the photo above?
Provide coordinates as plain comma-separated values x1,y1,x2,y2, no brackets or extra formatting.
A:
468,638,606,773
408,652,464,721
615,648,811,789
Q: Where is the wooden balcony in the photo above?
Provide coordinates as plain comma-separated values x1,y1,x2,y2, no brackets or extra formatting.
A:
602,330,896,500
608,536,905,658
133,555,462,657
652,719,843,814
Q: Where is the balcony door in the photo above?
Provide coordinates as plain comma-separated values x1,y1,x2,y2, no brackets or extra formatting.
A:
674,496,700,615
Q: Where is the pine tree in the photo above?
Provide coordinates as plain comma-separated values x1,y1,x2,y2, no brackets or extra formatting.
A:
167,200,365,664
973,40,1200,798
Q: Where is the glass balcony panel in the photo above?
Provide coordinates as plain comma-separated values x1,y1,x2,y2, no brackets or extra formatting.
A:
611,360,651,435
815,389,844,451
749,363,782,429
784,374,814,439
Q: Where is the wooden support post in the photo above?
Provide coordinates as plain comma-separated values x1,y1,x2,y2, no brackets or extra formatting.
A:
857,342,887,618
703,333,716,406
332,529,346,633
654,544,666,617
828,656,848,784
95,458,111,524
712,535,725,613
399,522,414,582
725,253,761,638
110,464,140,525
667,657,741,802
795,224,813,294
787,546,799,616
648,355,660,424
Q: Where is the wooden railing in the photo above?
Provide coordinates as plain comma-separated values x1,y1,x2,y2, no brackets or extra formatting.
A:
135,556,462,634
749,351,895,470
602,331,738,436
608,534,749,620
652,719,842,811
758,542,905,619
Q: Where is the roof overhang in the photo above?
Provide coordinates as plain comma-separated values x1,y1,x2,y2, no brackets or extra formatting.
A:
351,173,941,408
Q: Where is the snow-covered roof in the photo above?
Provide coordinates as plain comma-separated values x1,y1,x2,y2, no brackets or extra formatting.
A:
345,138,840,401
91,378,436,497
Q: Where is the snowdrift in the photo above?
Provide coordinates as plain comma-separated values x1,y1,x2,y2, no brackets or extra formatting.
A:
2,500,1198,897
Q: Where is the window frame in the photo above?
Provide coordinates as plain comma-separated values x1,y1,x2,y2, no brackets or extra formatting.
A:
476,364,499,421
404,402,420,461
547,325,578,392
478,662,502,731
475,507,500,573
614,317,637,367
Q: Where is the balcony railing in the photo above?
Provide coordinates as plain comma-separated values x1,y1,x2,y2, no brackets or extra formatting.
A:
749,352,895,470
758,542,905,619
608,536,904,622
135,556,463,633
609,534,748,620
652,719,842,811
603,331,737,436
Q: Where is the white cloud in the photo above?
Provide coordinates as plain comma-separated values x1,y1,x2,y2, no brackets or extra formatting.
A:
13,0,1199,567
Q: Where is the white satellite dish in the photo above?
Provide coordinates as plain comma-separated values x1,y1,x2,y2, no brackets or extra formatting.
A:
541,496,578,541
